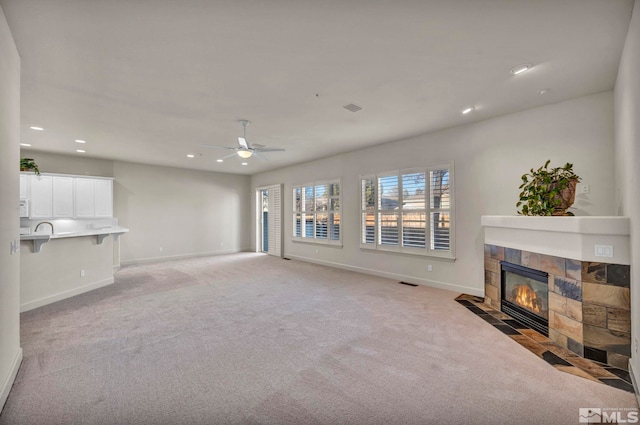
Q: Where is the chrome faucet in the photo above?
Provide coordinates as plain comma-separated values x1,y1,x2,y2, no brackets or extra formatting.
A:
35,221,54,234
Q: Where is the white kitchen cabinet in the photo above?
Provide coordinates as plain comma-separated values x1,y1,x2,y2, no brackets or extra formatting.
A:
19,174,29,199
75,177,113,218
29,175,53,218
94,179,113,217
52,176,74,217
75,178,96,217
23,173,114,219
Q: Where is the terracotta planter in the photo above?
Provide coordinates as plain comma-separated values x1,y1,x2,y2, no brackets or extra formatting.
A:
552,179,578,216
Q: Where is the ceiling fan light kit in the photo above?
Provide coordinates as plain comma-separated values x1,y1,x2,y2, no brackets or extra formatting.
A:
200,120,285,163
237,149,253,159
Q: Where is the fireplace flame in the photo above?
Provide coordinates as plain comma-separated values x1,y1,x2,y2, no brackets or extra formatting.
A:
512,283,542,313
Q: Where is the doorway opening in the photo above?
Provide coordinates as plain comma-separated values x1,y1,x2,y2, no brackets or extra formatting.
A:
260,189,268,253
256,184,283,257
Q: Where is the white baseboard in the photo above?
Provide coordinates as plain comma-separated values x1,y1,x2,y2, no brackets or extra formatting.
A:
121,249,247,267
629,360,640,407
0,347,23,413
286,254,484,297
20,278,114,313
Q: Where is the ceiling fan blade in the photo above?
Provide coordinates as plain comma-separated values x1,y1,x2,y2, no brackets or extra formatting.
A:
199,144,237,150
254,147,285,152
238,137,249,149
252,152,269,161
221,152,239,159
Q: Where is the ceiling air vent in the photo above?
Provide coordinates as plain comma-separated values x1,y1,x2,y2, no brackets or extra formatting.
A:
343,103,363,113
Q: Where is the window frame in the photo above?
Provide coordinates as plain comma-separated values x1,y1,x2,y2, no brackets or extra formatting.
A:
360,163,454,259
292,179,342,246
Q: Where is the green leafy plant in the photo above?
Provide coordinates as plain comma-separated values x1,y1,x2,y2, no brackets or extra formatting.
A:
20,157,40,175
517,160,581,216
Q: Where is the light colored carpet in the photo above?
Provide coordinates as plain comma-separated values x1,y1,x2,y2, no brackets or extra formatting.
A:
0,253,636,424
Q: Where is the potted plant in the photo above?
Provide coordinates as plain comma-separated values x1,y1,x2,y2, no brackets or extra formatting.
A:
20,157,40,175
516,160,581,216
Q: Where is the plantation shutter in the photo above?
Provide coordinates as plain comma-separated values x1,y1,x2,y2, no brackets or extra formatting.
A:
359,163,454,258
293,180,341,245
401,171,426,248
429,167,451,251
378,173,400,246
360,175,376,247
267,184,283,257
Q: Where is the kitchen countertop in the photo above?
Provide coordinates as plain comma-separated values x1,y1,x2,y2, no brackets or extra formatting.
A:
20,226,129,252
21,226,129,241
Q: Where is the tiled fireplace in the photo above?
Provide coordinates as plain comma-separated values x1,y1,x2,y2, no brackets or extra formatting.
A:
482,216,631,370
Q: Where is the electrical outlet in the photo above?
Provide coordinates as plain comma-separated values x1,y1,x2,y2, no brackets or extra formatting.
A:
635,338,638,354
580,183,590,194
315,248,319,254
159,246,164,252
594,244,613,258
80,269,85,277
427,265,433,272
220,242,224,247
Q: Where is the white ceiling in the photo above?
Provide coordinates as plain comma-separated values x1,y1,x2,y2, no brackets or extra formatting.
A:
2,0,634,175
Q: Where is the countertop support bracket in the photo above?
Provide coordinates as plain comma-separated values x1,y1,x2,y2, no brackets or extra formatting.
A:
33,237,50,253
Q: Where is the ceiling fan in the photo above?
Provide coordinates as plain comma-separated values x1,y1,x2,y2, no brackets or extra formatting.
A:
200,120,285,160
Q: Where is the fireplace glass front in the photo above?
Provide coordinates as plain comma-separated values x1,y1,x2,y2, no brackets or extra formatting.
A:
501,262,549,335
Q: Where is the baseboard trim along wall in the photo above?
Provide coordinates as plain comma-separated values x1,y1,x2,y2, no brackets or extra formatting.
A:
286,254,483,297
20,278,115,313
630,360,640,407
121,249,248,267
0,348,22,413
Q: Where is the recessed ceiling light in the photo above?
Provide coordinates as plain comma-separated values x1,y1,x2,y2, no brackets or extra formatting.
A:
20,143,31,147
241,162,248,166
538,89,549,95
186,154,195,158
76,149,86,153
510,64,532,75
216,159,223,163
75,139,86,144
461,106,475,115
30,126,44,131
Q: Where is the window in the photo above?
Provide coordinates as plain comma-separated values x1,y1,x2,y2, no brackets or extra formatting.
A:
293,180,341,245
360,164,453,258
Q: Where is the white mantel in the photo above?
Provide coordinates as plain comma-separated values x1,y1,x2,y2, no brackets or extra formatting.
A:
481,216,631,265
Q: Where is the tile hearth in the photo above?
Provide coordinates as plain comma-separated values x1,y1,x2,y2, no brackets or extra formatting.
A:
456,294,634,393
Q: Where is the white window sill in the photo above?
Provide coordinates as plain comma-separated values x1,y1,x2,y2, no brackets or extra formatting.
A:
360,245,455,262
293,238,343,248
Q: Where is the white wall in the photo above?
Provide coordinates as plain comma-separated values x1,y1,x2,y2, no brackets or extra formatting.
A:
112,161,251,264
615,0,640,399
22,150,114,177
20,237,114,312
0,4,22,412
251,92,615,296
